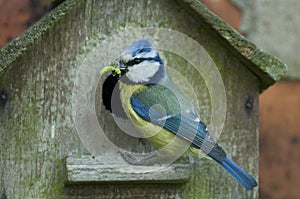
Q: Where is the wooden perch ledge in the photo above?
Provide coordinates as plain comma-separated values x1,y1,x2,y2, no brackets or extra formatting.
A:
64,156,192,185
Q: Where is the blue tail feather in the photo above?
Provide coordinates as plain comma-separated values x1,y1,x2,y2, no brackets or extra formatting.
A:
220,157,257,190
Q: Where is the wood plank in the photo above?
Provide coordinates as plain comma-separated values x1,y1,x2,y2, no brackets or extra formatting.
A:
65,156,192,184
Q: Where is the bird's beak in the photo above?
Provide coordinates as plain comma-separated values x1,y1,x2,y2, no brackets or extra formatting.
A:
111,61,123,69
100,61,128,77
112,60,128,74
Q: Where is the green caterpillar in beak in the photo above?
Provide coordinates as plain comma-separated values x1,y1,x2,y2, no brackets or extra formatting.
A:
100,66,122,76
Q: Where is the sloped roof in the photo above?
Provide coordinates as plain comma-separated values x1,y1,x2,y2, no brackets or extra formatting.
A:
0,0,286,91
179,0,286,91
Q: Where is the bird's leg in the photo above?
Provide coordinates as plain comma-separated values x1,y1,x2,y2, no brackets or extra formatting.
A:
120,151,170,166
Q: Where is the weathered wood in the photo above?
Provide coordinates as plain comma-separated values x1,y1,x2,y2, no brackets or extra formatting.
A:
179,0,287,91
0,0,286,198
65,156,191,184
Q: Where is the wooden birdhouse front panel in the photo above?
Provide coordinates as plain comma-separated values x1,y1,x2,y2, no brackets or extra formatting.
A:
0,0,286,198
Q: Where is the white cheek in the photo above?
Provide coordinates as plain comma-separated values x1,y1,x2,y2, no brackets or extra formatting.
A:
126,61,160,83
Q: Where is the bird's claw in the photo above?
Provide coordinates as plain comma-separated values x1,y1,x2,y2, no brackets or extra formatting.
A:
119,151,169,166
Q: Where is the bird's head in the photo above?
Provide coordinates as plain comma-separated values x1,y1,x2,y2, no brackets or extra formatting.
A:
116,39,167,84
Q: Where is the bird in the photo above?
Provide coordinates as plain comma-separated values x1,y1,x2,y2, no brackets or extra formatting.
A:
100,39,257,190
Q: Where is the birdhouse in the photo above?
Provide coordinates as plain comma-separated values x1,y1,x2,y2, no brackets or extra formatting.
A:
0,0,286,198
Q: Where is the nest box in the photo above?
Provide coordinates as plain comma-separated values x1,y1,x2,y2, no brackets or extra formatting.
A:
0,0,286,198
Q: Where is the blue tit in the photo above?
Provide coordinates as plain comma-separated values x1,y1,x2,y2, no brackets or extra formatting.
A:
101,39,257,190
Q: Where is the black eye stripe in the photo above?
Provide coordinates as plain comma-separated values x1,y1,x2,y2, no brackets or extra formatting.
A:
125,55,163,66
133,58,143,64
127,58,144,66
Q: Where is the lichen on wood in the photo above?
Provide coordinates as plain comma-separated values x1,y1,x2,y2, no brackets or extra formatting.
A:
0,0,285,198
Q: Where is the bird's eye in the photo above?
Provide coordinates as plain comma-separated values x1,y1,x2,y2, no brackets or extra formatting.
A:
127,58,143,66
133,58,142,64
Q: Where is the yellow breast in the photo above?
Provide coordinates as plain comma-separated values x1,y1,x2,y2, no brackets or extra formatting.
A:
118,82,200,157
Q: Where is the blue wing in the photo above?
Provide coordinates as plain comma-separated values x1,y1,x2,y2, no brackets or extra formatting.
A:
130,96,226,163
130,96,257,190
